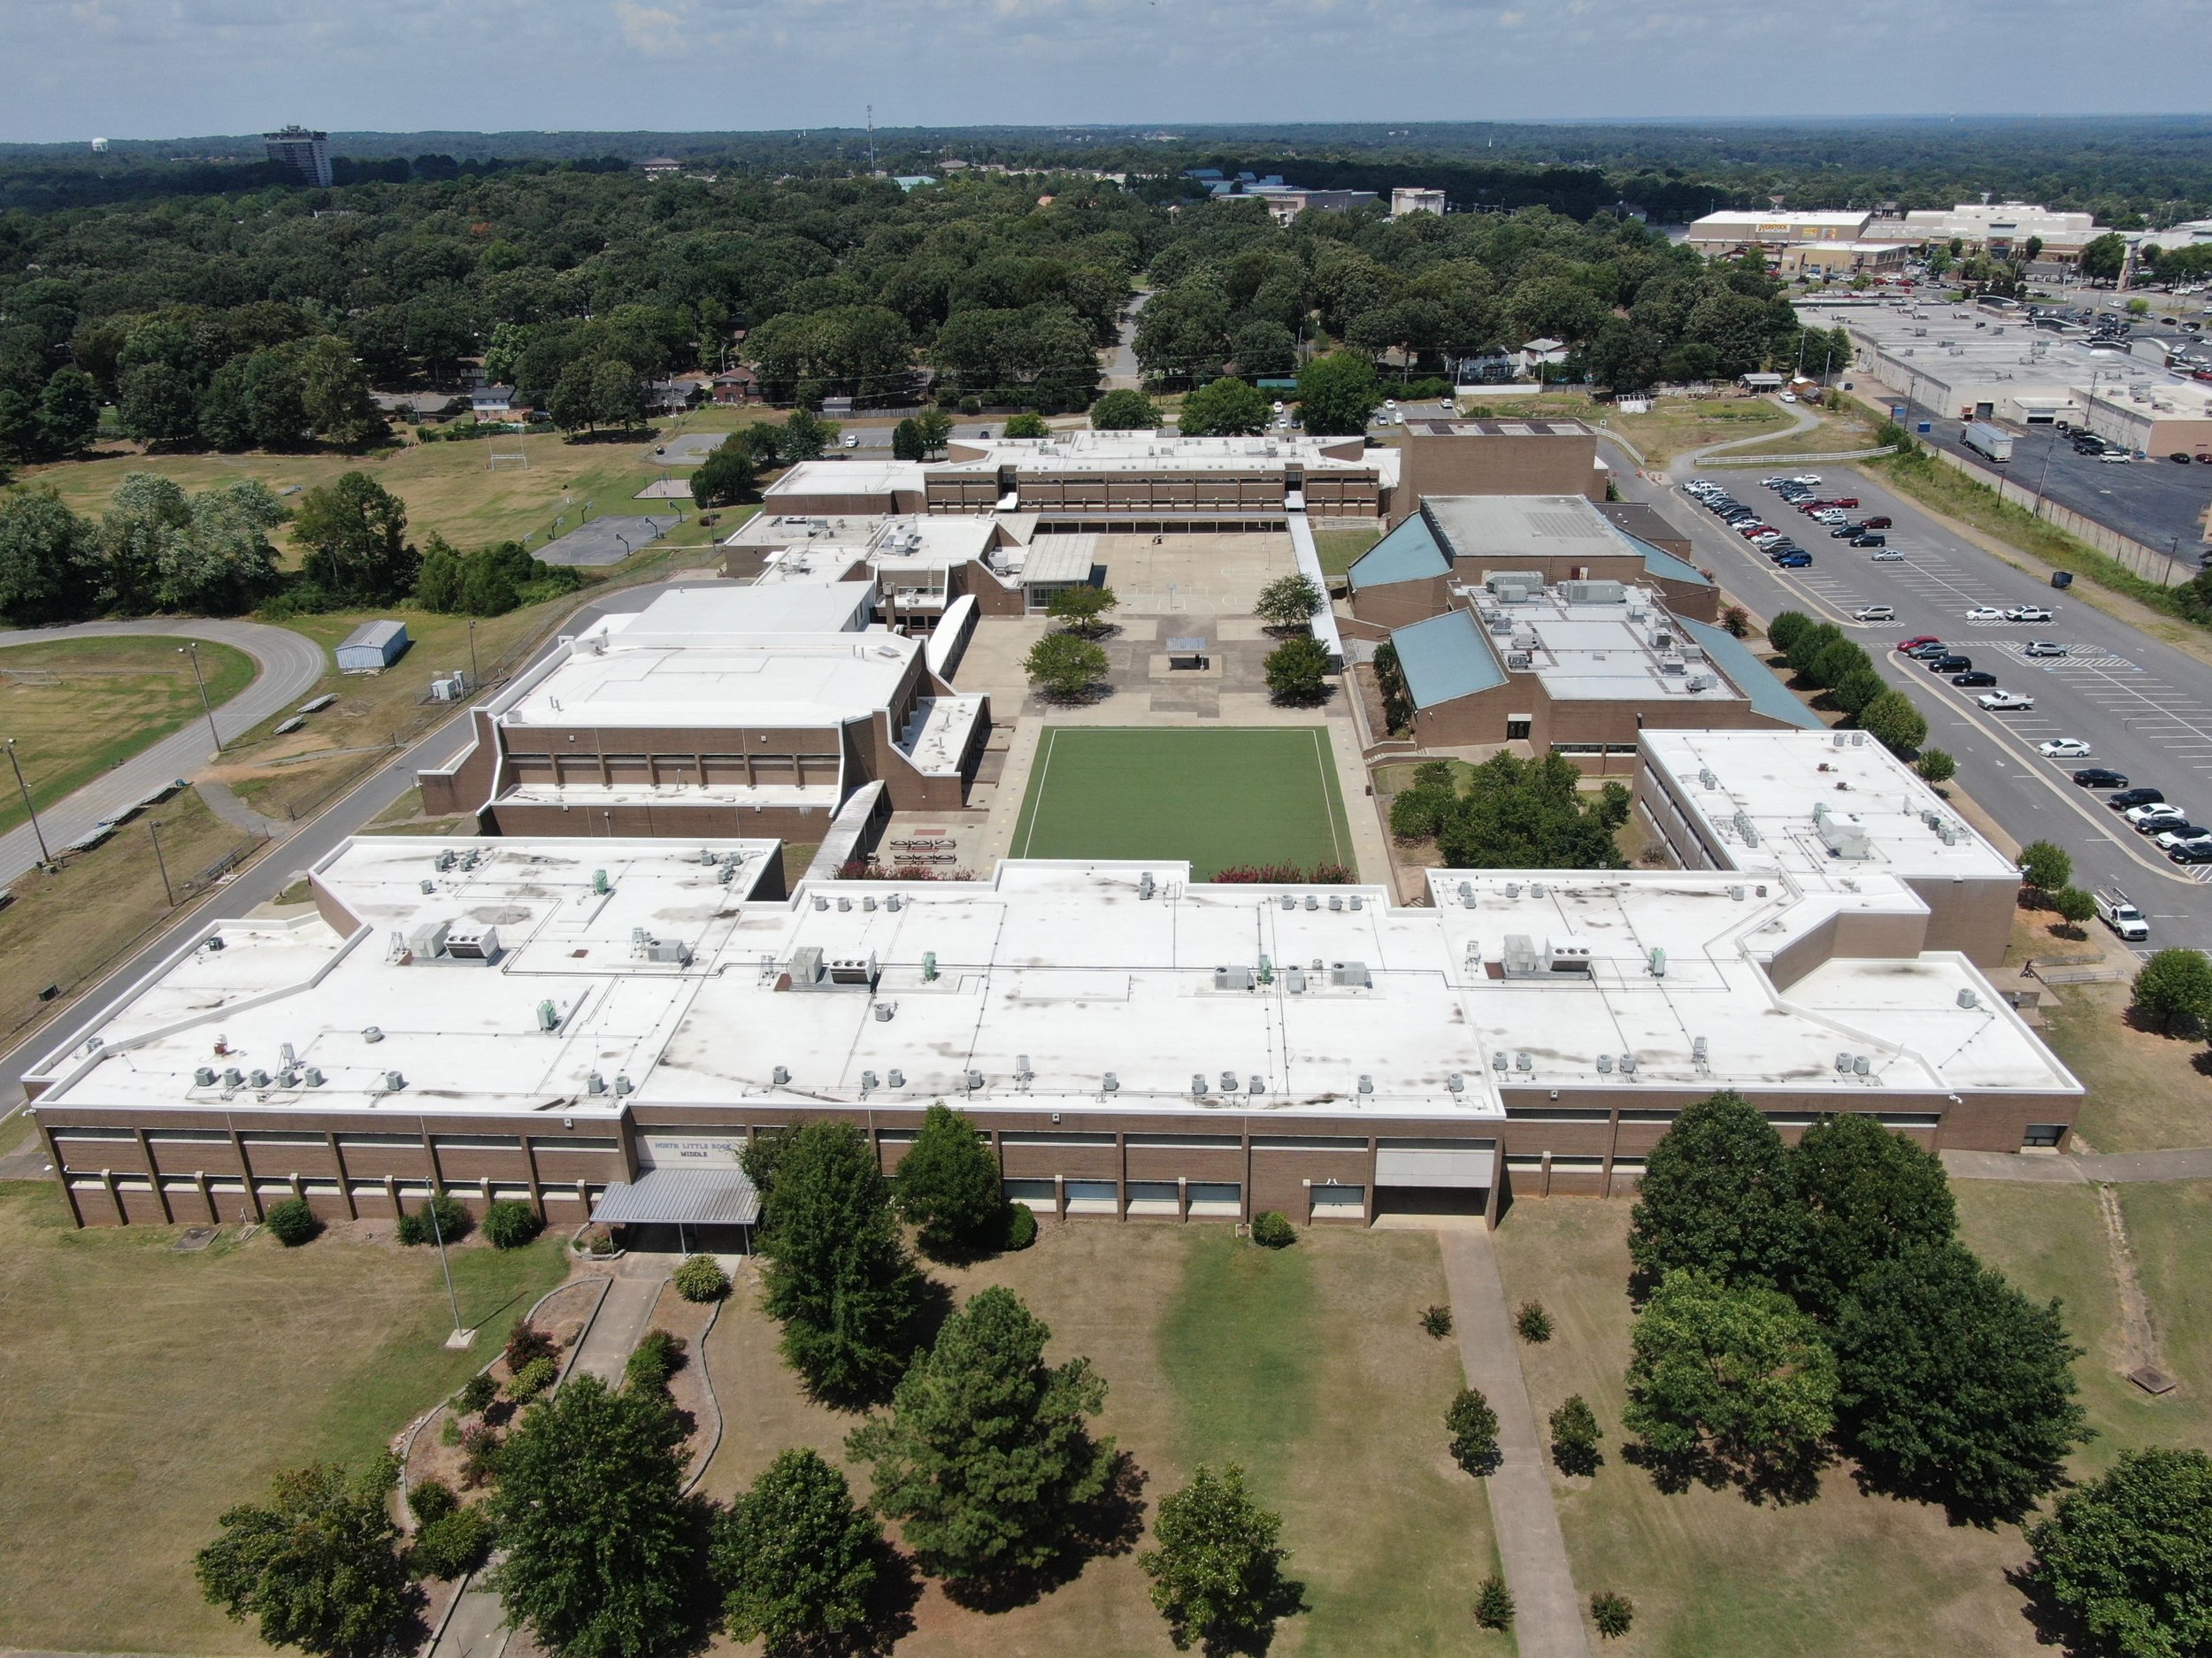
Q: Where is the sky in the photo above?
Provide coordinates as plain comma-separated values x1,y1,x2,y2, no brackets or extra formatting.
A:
7,0,2209,142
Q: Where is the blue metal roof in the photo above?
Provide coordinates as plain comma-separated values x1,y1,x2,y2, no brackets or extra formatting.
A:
1348,514,1451,591
1391,610,1505,709
1617,532,1712,588
1680,619,1824,730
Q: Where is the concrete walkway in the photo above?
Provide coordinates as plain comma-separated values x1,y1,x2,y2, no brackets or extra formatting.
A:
195,779,289,839
568,1265,668,1386
1943,1146,2212,1184
1439,1230,1591,1658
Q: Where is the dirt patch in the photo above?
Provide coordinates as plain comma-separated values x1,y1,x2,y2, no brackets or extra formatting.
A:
642,1278,724,1487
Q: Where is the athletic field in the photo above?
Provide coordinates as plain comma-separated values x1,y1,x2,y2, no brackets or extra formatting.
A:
1009,726,1353,878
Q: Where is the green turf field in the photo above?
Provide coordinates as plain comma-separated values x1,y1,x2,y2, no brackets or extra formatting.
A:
1009,726,1353,878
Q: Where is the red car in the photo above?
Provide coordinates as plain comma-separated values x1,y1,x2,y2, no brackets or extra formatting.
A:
1829,496,1861,509
1862,515,1893,529
1896,635,1939,653
1737,523,1770,537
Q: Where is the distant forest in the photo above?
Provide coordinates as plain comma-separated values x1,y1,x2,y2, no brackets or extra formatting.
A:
1,117,2207,225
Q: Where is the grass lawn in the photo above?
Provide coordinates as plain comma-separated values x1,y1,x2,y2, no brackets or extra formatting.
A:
1313,527,1382,582
1609,398,1794,467
1009,726,1352,877
697,1224,1502,1657
0,635,254,835
2035,979,2212,1153
0,1179,567,1653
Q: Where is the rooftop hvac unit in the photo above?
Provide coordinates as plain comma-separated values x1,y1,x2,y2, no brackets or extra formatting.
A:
1502,933,1541,978
382,1071,405,1093
1447,1072,1465,1093
1283,968,1307,994
586,1071,607,1094
1515,1052,1533,1071
1816,816,1871,860
1506,651,1532,669
536,1000,562,1032
1619,1054,1636,1075
1649,947,1667,977
644,938,692,965
1699,767,1719,789
1330,961,1372,987
1547,937,1595,973
1139,871,1156,900
304,1067,324,1087
887,1069,905,1087
1854,1055,1870,1075
1686,673,1714,692
1457,879,1474,906
1597,1053,1614,1073
447,925,501,962
1692,1035,1709,1064
787,945,825,986
407,919,450,960
194,1066,216,1086
772,1064,792,1085
1492,1051,1508,1071
1215,965,1255,991
827,955,878,986
1102,1072,1118,1092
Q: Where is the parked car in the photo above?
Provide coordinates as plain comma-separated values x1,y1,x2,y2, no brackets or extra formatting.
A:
2108,787,2165,810
1896,635,1941,653
2007,605,2055,622
1871,549,1906,562
1775,552,1813,568
2072,767,2129,788
2024,641,2069,657
2039,738,2093,758
1964,607,2005,621
1930,655,1973,672
2128,803,2188,833
2153,826,2212,852
1978,689,2035,710
1852,533,1888,547
2168,843,2212,864
1952,671,1999,687
1907,641,1952,659
1861,515,1893,529
2094,889,2150,940
1853,605,1895,622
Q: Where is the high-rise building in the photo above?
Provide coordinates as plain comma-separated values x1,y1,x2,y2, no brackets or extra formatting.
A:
263,126,331,188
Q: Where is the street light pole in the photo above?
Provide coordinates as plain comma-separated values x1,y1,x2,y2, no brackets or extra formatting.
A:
467,620,480,690
5,739,52,868
426,1188,467,1344
178,643,221,753
147,818,173,908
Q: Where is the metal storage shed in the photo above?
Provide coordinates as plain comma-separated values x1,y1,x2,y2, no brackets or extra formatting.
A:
335,619,410,672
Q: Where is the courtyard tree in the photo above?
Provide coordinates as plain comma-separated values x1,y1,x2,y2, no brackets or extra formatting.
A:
196,1462,411,1658
689,442,757,509
1626,1091,1801,1296
758,1120,926,1404
1047,583,1118,635
1857,688,1928,756
1622,1269,1838,1501
2130,948,2212,1034
2026,1447,2212,1657
1090,389,1160,430
1786,1111,1956,1320
2017,840,2071,901
1025,631,1110,702
1294,351,1381,436
2052,886,2098,937
1175,375,1271,437
848,1286,1112,1588
1433,750,1624,871
1833,1240,2087,1522
1255,572,1324,629
491,1375,704,1658
1264,634,1334,705
712,1447,891,1657
892,1101,1014,1259
1141,1464,1305,1654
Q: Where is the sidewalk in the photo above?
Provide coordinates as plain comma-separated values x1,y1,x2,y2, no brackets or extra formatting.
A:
1439,1230,1591,1658
1943,1146,2212,1184
568,1265,668,1386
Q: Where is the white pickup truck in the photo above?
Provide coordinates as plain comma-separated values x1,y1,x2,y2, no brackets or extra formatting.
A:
2094,888,2149,942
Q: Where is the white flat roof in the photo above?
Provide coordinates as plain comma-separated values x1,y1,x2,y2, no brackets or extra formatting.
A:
1474,586,1742,703
505,630,917,731
29,846,2078,1125
764,459,926,497
583,584,875,643
1642,728,2017,884
1425,494,1640,564
935,431,1387,477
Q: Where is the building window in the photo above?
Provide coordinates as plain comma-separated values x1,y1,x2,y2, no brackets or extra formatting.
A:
1309,1185,1365,1215
1125,1180,1179,1216
432,1135,523,1152
1871,1113,1942,1130
1617,1109,1679,1124
337,1132,422,1149
2022,1124,2067,1148
1064,1179,1118,1214
1506,718,1532,740
1003,1178,1056,1209
1001,1131,1116,1148
1251,1135,1366,1151
1125,1133,1240,1148
1187,1182,1241,1217
1504,1107,1611,1123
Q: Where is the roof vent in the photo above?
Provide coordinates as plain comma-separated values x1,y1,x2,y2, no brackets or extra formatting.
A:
888,1069,905,1088
1957,986,1979,1009
363,1025,384,1044
1102,1072,1118,1092
304,1066,325,1087
587,1071,607,1094
1357,1073,1374,1094
383,1071,405,1092
194,1066,216,1086
1597,1053,1614,1073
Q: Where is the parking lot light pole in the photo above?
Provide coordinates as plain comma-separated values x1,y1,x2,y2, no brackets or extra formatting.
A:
178,643,221,753
5,739,52,868
426,1190,468,1346
147,818,173,908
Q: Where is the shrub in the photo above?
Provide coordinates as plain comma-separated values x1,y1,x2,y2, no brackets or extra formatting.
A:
396,1191,472,1247
507,1355,558,1404
1411,759,1455,790
672,1254,731,1302
503,1321,556,1371
2051,886,2097,935
1721,604,1751,639
1421,1304,1455,1339
1550,1395,1604,1477
624,1329,687,1393
1515,1301,1554,1343
1475,1574,1516,1631
1263,634,1334,705
457,1423,503,1488
1002,1201,1039,1250
408,1477,458,1524
1916,748,1956,784
263,1197,319,1247
480,1200,542,1251
2131,948,2212,1034
410,1508,495,1580
2017,839,2071,897
453,1372,498,1416
1591,1592,1634,1638
440,1416,462,1447
1250,1211,1295,1248
1447,1387,1502,1475
1765,610,1813,655
1390,784,1455,841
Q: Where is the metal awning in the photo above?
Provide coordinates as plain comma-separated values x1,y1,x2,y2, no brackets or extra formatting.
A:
591,1167,760,1227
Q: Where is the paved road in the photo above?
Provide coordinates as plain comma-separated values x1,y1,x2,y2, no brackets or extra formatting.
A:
0,618,326,887
1611,457,2212,950
1103,289,1151,388
0,583,687,1112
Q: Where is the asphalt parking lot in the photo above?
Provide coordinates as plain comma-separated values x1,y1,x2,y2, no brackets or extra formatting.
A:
1641,462,2212,949
1893,398,2212,558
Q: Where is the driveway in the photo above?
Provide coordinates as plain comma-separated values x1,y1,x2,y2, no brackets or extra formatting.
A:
0,618,326,886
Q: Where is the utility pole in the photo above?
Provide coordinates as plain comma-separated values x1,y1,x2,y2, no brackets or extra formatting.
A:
467,619,480,690
148,818,173,908
178,642,221,752
5,739,52,869
867,105,876,177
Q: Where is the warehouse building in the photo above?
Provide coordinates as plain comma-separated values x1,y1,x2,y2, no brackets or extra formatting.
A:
416,584,988,841
1859,203,2115,264
1686,210,1873,257
26,826,2081,1232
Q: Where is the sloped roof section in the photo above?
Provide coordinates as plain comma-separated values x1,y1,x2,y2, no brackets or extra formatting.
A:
1390,609,1505,709
1680,619,1824,730
1348,513,1450,591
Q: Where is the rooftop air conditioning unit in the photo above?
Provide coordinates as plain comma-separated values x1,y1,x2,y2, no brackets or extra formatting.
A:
1329,961,1372,988
1214,965,1255,991
446,925,501,962
827,954,878,986
1546,937,1595,973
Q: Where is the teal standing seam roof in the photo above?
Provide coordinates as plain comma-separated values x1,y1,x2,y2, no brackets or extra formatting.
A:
1617,532,1713,588
1680,619,1824,730
1390,610,1506,709
1348,513,1451,590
